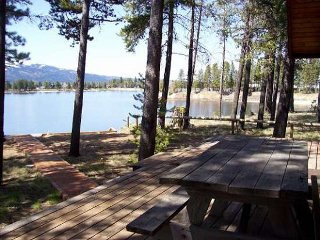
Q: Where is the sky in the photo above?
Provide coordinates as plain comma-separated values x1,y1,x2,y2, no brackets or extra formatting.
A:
9,1,240,79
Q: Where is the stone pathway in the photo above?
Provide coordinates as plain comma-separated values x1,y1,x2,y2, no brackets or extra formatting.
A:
14,135,98,200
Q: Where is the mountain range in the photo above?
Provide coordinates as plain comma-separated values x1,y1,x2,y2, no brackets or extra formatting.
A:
5,64,118,82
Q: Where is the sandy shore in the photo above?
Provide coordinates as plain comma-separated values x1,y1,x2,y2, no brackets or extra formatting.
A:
168,90,318,105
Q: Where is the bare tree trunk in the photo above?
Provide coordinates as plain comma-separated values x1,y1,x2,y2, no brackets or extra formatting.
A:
265,53,276,113
318,83,320,122
159,1,174,129
231,9,250,120
232,47,245,120
219,36,226,118
273,54,295,138
138,0,164,160
69,0,90,157
240,55,252,130
289,89,294,112
257,71,267,129
183,1,195,130
270,52,282,121
0,0,6,185
192,0,203,76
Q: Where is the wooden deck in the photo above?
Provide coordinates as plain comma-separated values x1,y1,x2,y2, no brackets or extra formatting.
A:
0,137,319,240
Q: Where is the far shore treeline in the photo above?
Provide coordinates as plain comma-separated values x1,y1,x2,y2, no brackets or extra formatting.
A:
5,77,143,92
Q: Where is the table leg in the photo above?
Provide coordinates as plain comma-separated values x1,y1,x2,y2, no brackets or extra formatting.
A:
186,191,211,225
293,199,314,240
238,203,251,233
268,204,300,239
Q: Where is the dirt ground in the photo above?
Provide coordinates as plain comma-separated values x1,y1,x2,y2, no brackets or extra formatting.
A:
36,132,137,184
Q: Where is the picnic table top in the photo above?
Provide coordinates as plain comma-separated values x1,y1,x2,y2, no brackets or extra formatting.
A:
160,135,309,202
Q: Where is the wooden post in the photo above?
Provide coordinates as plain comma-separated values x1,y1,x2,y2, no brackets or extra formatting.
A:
290,123,294,139
136,116,139,128
127,116,130,128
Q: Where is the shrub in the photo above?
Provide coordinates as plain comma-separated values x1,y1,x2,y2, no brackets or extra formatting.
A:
130,126,172,154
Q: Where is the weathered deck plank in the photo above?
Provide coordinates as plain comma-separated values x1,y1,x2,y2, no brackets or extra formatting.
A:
3,165,165,239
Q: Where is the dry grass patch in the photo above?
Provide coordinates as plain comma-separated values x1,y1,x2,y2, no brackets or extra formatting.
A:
1,138,61,229
37,132,136,184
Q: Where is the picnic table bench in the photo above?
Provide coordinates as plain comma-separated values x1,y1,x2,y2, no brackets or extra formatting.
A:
126,187,189,239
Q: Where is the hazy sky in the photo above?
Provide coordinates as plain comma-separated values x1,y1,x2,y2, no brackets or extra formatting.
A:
9,1,240,79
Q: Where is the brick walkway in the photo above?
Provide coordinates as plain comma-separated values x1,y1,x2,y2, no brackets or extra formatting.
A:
14,135,98,200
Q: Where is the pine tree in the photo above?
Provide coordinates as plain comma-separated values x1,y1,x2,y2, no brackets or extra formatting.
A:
203,64,212,91
43,0,123,156
138,0,164,160
5,0,30,65
0,0,5,186
159,0,175,129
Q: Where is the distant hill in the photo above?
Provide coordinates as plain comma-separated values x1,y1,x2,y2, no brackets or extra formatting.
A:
5,64,118,82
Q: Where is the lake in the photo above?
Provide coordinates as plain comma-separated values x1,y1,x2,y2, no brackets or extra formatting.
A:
4,90,306,135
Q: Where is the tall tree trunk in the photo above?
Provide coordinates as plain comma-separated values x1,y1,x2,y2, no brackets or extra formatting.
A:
273,54,295,138
318,83,320,122
257,67,267,129
183,1,195,130
265,53,276,113
289,89,294,112
231,9,250,120
219,35,226,118
239,53,252,129
192,0,203,76
270,52,282,121
138,0,164,160
159,1,174,129
0,0,6,185
232,45,245,120
69,0,90,157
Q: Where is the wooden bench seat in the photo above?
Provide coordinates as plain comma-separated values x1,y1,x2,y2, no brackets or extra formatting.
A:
126,187,189,239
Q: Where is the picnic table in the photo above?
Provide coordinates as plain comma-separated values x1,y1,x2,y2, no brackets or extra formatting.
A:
160,135,313,240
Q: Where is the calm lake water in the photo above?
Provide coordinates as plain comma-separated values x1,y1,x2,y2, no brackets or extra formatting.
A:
5,90,307,135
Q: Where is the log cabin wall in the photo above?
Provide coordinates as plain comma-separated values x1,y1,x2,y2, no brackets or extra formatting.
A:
287,0,320,58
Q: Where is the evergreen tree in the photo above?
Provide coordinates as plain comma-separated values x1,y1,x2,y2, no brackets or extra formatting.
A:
5,0,30,65
178,69,185,81
138,0,164,160
203,64,211,90
183,0,195,130
69,0,90,157
159,0,175,129
296,59,320,93
225,61,235,89
197,69,204,90
214,0,235,117
0,0,5,185
211,63,220,89
231,1,251,120
42,0,123,156
119,0,150,52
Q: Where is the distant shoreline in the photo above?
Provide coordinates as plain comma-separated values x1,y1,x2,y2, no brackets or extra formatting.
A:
5,88,318,106
168,90,318,105
5,88,143,94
